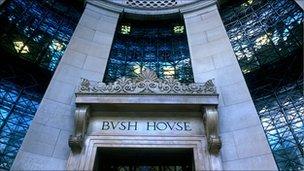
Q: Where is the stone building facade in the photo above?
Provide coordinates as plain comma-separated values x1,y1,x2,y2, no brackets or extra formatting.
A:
11,0,281,170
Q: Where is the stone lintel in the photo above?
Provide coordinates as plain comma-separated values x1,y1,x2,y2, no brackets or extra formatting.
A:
76,94,219,106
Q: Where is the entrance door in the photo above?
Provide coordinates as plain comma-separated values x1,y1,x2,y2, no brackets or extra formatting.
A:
93,148,194,171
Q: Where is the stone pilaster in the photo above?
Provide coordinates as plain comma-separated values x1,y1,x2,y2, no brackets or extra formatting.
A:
295,0,304,10
183,3,278,170
11,3,119,170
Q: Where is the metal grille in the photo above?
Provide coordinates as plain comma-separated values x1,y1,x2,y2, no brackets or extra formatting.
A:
220,0,304,170
221,0,303,74
0,65,44,170
254,79,304,170
126,0,177,8
0,0,80,71
103,17,194,84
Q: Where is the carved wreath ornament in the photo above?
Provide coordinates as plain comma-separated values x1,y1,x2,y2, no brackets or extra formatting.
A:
77,70,216,95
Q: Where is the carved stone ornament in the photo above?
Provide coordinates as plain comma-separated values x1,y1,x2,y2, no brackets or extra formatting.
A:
203,106,222,154
77,69,216,95
68,105,90,153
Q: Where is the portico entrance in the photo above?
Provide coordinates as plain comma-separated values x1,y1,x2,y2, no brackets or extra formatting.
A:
67,70,222,170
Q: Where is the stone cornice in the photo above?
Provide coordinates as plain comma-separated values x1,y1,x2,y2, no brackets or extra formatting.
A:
86,0,217,15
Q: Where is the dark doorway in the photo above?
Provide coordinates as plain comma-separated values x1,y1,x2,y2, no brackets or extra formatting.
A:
93,147,194,171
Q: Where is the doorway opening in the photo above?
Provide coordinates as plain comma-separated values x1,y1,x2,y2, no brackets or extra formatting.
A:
93,147,194,171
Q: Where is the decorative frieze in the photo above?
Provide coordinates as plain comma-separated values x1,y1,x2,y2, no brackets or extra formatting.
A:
77,70,216,95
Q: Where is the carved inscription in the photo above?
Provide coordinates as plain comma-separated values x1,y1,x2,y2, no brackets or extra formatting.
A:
101,121,192,131
102,121,138,130
147,121,191,131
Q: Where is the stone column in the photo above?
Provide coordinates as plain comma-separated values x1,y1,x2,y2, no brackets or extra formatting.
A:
295,0,304,9
11,3,120,170
183,3,278,170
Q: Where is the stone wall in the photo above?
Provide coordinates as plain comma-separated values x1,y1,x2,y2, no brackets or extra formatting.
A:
11,4,119,170
12,1,279,170
184,4,278,170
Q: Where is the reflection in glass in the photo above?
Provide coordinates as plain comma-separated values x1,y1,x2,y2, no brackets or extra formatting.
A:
0,0,80,71
0,0,81,170
104,17,194,84
221,0,303,170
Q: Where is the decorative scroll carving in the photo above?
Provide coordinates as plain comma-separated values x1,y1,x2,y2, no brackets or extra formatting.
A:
203,106,221,154
77,70,216,95
68,105,90,153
